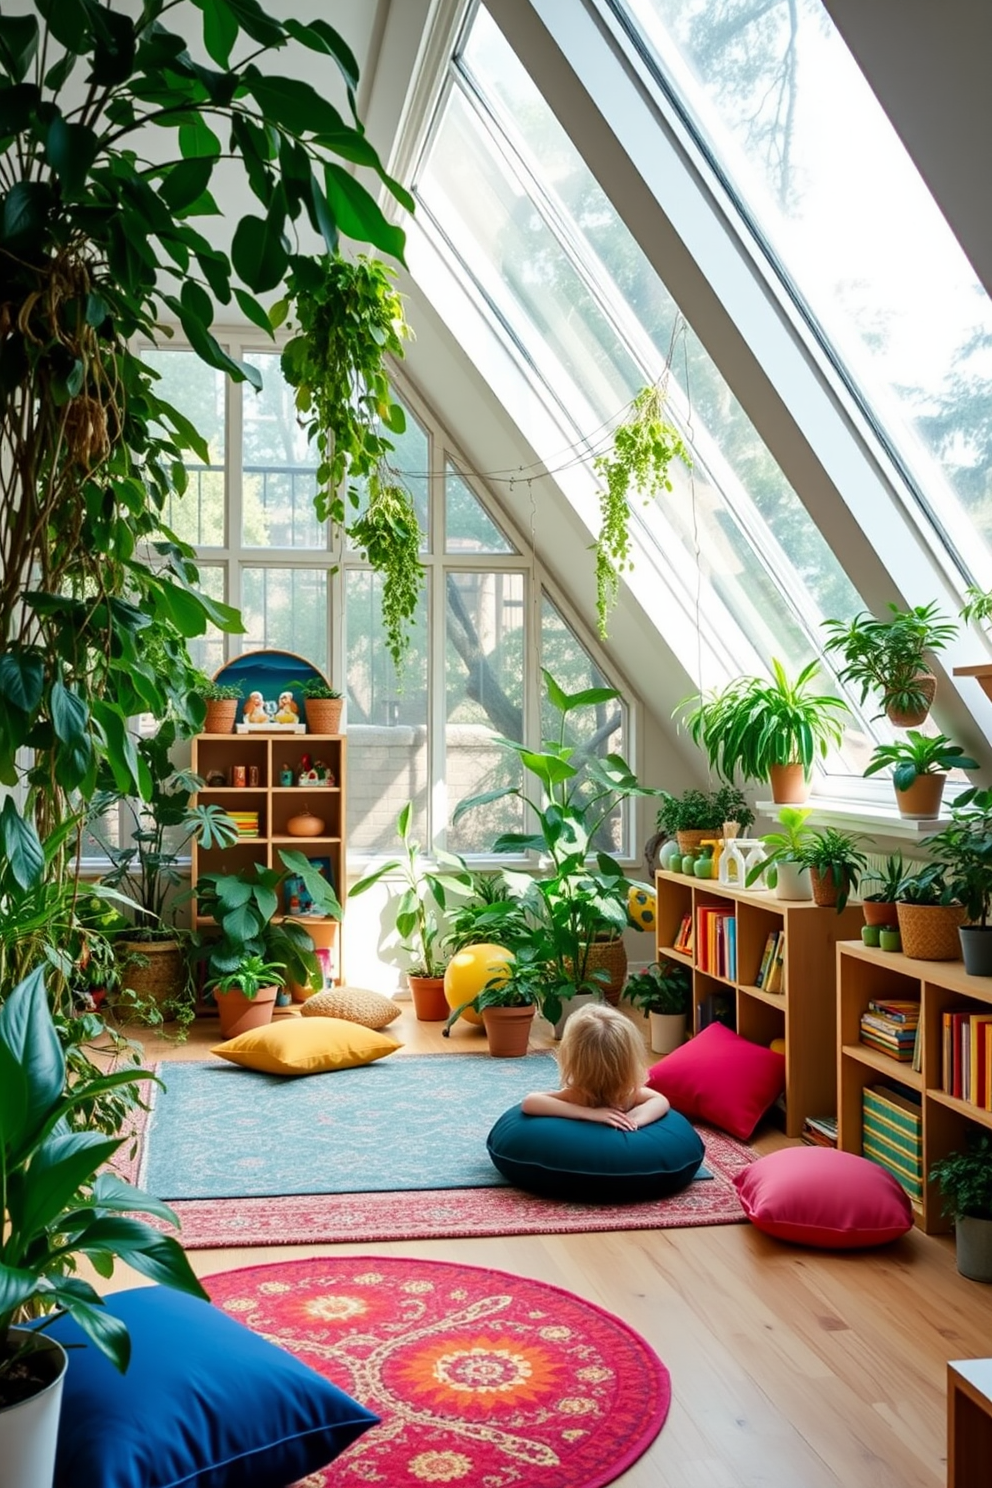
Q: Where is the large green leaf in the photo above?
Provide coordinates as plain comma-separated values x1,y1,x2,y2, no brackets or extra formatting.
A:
50,681,89,746
0,798,45,891
0,14,39,83
283,18,359,98
13,1131,122,1243
323,163,407,264
197,0,239,67
36,0,90,52
0,1042,29,1158
48,1291,133,1374
0,650,44,713
46,116,99,195
75,1216,207,1297
1,180,53,247
231,212,288,293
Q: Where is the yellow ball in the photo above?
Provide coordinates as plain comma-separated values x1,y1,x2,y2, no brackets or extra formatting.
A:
627,885,657,932
443,943,514,1024
769,1038,786,1056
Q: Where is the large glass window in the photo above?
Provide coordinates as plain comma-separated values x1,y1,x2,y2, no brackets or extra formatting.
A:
143,348,225,546
620,0,992,581
243,353,324,550
416,5,871,765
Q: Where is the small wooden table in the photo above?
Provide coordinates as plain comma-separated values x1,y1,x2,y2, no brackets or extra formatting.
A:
948,1359,992,1487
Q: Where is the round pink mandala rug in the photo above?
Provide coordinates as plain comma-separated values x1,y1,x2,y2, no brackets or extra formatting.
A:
204,1254,670,1488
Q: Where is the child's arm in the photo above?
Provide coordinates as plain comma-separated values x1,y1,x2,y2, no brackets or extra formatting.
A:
521,1091,636,1130
627,1086,671,1128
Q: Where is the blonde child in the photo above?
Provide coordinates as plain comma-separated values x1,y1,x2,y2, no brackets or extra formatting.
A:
522,1003,670,1131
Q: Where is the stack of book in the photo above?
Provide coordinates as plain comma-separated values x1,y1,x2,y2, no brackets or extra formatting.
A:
942,1007,992,1108
862,1083,923,1202
801,1114,838,1149
754,929,785,993
859,998,920,1065
673,912,693,955
228,810,260,839
696,906,736,979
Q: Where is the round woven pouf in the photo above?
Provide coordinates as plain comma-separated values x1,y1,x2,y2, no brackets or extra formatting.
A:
301,987,401,1031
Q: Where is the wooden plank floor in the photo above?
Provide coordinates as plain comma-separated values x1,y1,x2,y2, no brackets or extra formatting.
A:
119,1003,992,1487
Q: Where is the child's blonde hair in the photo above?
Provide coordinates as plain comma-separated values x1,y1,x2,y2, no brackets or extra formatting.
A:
557,1004,645,1108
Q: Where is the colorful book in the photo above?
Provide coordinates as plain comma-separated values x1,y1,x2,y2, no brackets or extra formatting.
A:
867,999,920,1024
765,933,785,994
755,930,778,988
970,1015,992,1108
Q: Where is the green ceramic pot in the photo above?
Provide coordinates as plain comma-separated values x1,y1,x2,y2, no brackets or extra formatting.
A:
879,928,902,953
861,924,881,947
693,857,712,879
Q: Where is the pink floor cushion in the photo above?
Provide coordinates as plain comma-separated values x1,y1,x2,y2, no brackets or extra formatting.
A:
732,1146,914,1248
647,1022,785,1139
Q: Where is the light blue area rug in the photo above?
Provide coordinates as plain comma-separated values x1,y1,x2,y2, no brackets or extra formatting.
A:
140,1052,712,1201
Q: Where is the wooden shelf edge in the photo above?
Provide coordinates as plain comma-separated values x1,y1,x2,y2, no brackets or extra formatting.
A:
841,1042,924,1088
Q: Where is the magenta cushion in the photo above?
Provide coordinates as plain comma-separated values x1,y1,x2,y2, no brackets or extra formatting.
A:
732,1146,914,1248
646,1022,784,1139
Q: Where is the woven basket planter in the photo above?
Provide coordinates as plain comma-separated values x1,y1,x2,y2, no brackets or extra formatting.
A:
114,937,186,1020
585,937,628,1006
896,902,967,961
675,828,712,855
885,673,936,729
809,867,839,908
203,698,238,734
305,697,344,734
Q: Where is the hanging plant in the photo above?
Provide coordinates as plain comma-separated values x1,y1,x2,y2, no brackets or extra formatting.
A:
592,384,691,638
280,255,421,667
348,474,424,670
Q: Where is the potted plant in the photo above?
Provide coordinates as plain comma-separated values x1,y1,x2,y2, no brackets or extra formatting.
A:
863,732,978,819
922,788,992,974
656,785,754,856
929,1132,992,1281
861,853,905,929
204,953,287,1039
295,678,345,735
198,676,245,736
349,802,473,1020
591,382,691,639
192,853,341,1023
444,942,556,1057
795,828,869,912
0,969,206,1487
894,864,967,961
93,718,239,1017
677,659,850,803
452,670,657,1010
624,960,692,1054
822,601,957,726
745,807,817,900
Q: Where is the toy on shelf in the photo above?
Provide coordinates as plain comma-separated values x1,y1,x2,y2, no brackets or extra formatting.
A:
236,688,306,733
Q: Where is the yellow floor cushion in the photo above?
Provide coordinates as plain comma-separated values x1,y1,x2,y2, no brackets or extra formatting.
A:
213,1018,401,1076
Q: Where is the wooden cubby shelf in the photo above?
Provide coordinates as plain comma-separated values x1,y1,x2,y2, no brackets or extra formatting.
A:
191,731,346,986
656,869,863,1137
837,940,992,1233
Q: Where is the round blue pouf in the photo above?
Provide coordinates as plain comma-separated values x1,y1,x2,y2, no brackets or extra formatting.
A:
486,1104,705,1203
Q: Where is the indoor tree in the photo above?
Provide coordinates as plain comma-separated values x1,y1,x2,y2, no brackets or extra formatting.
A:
0,0,412,1011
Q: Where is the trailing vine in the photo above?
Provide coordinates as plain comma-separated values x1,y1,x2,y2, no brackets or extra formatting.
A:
592,384,691,638
279,254,420,668
348,475,424,670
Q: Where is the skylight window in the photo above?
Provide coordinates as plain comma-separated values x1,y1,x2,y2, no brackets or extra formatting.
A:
620,0,992,590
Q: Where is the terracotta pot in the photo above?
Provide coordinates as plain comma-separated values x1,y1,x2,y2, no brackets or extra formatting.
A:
768,763,810,804
482,1003,535,1057
287,919,339,1003
896,902,966,961
863,900,900,929
305,697,343,734
894,771,946,820
885,672,936,729
203,698,238,734
286,810,326,837
408,974,450,1021
215,983,278,1038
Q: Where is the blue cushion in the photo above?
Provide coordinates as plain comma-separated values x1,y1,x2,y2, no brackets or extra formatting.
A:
47,1286,378,1488
486,1103,705,1202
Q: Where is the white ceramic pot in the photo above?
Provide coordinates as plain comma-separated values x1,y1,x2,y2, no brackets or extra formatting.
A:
774,861,813,901
0,1331,67,1488
649,1010,687,1055
552,991,596,1040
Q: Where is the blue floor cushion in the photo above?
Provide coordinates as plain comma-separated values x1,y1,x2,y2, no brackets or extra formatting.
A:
47,1286,378,1488
486,1103,705,1202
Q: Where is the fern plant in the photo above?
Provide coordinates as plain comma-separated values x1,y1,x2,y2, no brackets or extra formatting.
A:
592,385,690,639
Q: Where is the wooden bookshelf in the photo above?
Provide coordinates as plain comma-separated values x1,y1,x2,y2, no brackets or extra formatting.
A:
837,940,992,1233
656,869,863,1137
190,731,346,985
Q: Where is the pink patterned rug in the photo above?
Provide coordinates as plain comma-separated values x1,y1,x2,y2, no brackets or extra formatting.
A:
119,1089,753,1246
205,1254,670,1487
